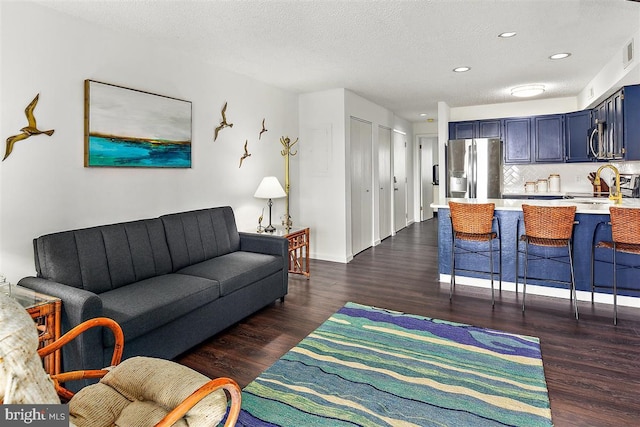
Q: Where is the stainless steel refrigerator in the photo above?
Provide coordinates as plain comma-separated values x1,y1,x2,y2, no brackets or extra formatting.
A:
446,138,502,199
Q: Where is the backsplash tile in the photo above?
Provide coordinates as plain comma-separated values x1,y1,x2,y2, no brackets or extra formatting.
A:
502,161,640,194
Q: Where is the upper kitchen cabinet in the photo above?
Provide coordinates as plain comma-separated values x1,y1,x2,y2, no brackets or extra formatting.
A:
477,120,502,138
591,85,640,161
565,110,592,162
532,114,564,163
620,84,640,160
448,119,502,140
503,117,532,164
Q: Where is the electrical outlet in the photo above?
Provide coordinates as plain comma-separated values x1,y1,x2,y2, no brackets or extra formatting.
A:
576,175,581,183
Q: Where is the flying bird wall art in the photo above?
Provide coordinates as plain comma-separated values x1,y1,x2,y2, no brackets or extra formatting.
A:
214,101,233,141
239,140,251,168
259,118,267,140
4,93,55,161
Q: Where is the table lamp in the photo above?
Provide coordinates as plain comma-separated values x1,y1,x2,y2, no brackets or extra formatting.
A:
254,176,286,233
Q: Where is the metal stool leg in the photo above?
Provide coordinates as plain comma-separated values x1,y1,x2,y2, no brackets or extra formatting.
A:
515,228,519,295
490,239,495,307
591,241,595,304
523,240,528,313
450,237,455,301
568,241,578,320
613,243,618,325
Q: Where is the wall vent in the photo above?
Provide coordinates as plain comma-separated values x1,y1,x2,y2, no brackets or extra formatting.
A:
624,38,634,69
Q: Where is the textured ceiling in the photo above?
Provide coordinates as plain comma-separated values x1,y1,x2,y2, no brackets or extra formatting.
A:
36,0,640,121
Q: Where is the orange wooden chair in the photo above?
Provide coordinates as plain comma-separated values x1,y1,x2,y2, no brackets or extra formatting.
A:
1,293,241,426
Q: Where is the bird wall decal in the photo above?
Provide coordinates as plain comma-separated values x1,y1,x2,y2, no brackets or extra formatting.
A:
214,101,233,141
239,140,251,168
259,118,267,140
4,93,55,161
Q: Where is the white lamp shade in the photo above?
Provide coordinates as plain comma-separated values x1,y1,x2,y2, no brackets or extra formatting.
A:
254,176,286,199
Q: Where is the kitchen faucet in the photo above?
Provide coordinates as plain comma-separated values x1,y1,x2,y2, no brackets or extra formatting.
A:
594,164,622,204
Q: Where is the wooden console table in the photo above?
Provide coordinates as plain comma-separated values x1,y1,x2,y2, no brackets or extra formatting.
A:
1,284,61,375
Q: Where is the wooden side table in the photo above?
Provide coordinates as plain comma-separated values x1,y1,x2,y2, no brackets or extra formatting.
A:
1,284,61,375
284,227,310,278
245,226,311,278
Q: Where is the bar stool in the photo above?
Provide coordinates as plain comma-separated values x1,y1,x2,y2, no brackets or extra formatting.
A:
517,204,578,319
591,207,640,325
449,201,501,306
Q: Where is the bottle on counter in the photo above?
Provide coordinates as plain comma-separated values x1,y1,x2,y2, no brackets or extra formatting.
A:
536,179,548,193
525,181,536,193
548,174,561,192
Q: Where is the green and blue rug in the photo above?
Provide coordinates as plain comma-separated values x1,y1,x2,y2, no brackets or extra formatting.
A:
235,302,553,426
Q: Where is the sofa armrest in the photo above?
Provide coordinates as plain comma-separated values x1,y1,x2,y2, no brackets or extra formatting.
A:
239,232,288,259
18,276,105,377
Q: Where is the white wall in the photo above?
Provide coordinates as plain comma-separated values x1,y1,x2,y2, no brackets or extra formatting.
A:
579,28,640,109
450,97,578,121
298,89,347,262
298,89,413,263
0,2,298,282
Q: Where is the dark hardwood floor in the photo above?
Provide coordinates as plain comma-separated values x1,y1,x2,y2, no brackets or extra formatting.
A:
177,218,640,426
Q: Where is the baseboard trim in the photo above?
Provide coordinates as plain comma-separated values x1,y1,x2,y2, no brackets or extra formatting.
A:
439,274,640,308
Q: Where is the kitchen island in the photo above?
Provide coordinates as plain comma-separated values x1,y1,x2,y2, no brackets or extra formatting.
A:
433,197,640,307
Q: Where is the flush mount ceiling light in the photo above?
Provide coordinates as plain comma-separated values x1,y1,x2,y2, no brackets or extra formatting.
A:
453,66,471,72
498,31,517,38
419,113,428,117
549,52,571,60
511,84,545,98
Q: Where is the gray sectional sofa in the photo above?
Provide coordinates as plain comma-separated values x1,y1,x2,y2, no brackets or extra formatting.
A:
18,206,288,386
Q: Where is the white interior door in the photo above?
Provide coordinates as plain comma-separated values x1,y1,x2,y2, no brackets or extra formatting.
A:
393,131,407,233
378,126,392,240
350,117,373,255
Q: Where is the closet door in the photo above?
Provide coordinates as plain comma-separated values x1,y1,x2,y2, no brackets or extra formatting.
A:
393,131,407,232
378,126,392,240
350,117,373,255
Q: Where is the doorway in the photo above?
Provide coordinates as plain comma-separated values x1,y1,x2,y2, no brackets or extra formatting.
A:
418,136,438,221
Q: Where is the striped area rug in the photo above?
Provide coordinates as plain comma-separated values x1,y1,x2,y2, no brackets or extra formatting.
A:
235,302,553,426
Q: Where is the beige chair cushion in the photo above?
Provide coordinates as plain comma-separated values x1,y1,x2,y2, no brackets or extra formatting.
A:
70,356,227,427
0,293,59,404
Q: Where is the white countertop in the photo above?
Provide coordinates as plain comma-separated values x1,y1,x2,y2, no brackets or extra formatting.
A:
431,197,640,214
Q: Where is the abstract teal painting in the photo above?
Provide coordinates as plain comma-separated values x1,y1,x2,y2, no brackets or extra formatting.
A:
84,80,192,168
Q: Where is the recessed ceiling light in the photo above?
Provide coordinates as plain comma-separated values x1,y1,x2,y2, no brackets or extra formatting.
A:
419,113,428,117
549,52,571,60
498,32,517,38
511,85,545,98
453,66,471,73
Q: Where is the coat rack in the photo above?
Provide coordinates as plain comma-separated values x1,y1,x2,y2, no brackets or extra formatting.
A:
280,136,298,231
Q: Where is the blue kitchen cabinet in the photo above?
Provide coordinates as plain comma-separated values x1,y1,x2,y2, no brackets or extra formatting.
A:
503,117,532,164
603,85,640,161
565,110,592,162
621,84,640,160
478,120,501,138
533,114,564,163
449,121,475,139
449,119,501,139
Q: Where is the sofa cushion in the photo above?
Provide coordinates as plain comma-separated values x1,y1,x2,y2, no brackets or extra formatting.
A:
160,207,241,272
100,274,220,346
33,218,173,293
177,251,282,296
